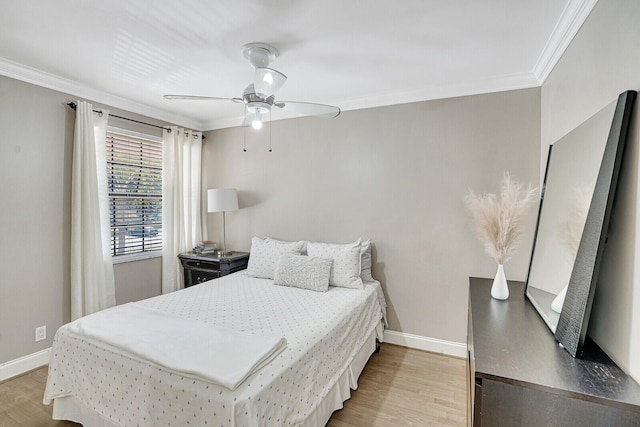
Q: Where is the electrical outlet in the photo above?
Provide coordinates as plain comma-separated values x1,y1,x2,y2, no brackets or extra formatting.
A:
35,326,46,342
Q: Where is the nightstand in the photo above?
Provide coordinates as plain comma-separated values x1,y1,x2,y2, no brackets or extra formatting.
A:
178,251,250,288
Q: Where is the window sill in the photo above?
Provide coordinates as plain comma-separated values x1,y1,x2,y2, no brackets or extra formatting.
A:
112,250,162,264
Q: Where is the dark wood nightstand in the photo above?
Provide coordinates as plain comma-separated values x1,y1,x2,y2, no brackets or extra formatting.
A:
178,251,250,288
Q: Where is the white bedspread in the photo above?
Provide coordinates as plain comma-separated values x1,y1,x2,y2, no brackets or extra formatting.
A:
66,302,286,391
44,272,386,426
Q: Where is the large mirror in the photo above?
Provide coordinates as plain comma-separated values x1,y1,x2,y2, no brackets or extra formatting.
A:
525,90,636,357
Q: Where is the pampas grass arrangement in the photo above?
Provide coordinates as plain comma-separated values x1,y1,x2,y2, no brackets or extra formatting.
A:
464,172,538,299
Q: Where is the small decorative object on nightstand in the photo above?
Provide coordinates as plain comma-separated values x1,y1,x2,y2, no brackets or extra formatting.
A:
178,251,249,288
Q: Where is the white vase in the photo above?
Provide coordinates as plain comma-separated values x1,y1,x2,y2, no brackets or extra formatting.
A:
491,264,509,300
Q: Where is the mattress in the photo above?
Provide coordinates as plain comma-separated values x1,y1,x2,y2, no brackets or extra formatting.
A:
44,271,387,426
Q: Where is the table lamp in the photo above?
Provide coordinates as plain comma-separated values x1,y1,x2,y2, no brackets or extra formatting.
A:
207,188,238,257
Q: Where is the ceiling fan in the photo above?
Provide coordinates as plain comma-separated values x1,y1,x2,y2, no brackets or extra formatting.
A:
164,43,341,130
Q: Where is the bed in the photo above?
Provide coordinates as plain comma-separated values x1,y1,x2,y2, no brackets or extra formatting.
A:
44,238,387,426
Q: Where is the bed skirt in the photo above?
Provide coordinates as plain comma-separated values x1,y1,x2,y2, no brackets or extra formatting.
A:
52,324,381,426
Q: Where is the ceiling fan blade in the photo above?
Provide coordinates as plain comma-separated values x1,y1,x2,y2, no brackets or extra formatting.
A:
275,101,340,118
254,68,287,98
164,94,243,103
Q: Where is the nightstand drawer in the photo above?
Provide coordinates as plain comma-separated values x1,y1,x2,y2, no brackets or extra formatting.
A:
187,269,221,287
178,251,250,288
183,259,220,271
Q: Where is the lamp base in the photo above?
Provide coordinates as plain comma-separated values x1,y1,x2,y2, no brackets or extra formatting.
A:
216,250,234,258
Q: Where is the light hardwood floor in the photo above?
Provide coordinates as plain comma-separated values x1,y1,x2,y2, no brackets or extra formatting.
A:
328,344,467,426
0,344,467,426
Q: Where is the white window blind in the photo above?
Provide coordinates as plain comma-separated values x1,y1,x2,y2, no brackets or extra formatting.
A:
106,128,162,258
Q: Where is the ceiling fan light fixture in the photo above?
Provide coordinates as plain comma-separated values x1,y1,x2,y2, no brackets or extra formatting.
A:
251,118,263,130
254,67,287,98
246,101,270,115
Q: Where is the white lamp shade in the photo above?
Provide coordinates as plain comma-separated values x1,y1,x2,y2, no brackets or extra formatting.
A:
207,188,238,212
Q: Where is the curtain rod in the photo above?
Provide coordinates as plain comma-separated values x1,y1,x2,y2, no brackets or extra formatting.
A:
66,102,205,139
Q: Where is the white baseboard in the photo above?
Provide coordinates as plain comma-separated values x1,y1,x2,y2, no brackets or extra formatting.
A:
383,330,467,358
0,348,51,382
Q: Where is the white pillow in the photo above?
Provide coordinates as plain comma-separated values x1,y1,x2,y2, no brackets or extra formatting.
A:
360,239,374,282
246,237,306,279
306,239,363,289
266,237,308,255
273,254,332,292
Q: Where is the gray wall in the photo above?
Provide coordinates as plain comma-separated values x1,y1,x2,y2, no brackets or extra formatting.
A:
0,76,163,365
0,76,541,364
541,0,640,382
202,88,541,344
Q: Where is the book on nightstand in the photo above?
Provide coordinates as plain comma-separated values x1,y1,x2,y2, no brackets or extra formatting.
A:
193,240,217,254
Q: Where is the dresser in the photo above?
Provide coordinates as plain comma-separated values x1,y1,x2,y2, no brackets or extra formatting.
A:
468,277,640,426
178,251,249,288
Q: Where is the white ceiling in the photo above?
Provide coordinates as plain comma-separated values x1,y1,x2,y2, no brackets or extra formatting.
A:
0,0,595,131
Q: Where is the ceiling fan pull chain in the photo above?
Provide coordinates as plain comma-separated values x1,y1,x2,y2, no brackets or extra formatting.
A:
269,109,272,152
243,126,247,152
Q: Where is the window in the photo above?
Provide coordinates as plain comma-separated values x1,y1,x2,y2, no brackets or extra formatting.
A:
106,128,163,261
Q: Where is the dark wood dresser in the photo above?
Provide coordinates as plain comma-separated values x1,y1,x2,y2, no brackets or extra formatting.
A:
468,277,640,426
178,251,249,288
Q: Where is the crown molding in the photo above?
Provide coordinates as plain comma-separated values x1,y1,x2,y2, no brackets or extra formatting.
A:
0,55,541,133
337,72,541,112
202,71,541,131
0,57,205,131
204,115,246,131
533,0,598,84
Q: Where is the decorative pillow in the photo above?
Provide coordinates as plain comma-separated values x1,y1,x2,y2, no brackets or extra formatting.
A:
273,254,332,292
360,239,374,282
266,237,308,255
306,239,363,289
246,237,306,279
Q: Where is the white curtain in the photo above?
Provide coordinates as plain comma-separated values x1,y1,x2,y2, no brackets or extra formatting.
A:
70,101,116,320
162,127,203,293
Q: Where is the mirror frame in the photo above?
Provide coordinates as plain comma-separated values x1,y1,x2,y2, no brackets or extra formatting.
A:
525,90,636,357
